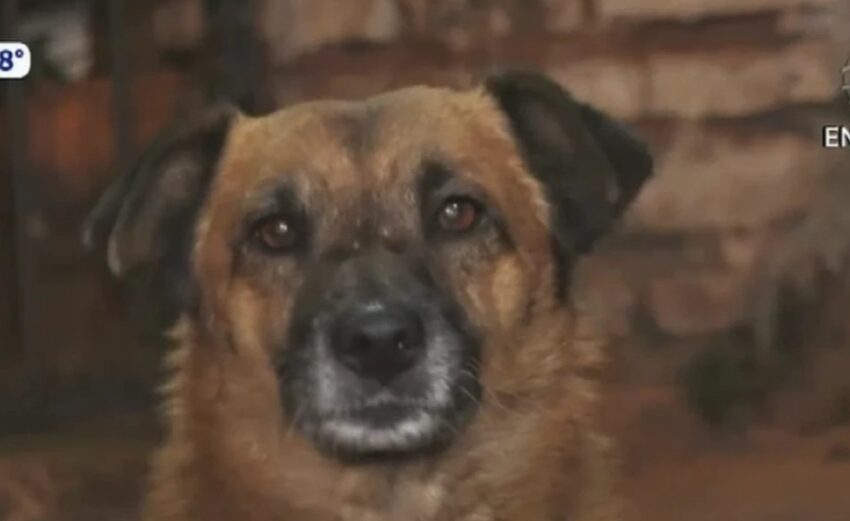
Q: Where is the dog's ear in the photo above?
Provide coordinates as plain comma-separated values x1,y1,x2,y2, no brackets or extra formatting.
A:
485,71,653,255
83,103,239,278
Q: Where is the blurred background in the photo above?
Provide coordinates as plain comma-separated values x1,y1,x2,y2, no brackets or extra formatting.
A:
1,0,850,519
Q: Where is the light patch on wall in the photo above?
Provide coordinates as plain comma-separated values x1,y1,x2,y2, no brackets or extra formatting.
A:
19,4,91,82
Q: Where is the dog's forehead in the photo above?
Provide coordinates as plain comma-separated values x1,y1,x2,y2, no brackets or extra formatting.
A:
217,86,516,197
200,85,551,250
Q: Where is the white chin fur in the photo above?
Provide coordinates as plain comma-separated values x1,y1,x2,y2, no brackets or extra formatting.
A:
318,409,439,452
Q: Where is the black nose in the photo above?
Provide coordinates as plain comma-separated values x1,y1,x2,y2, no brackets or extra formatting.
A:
331,308,425,383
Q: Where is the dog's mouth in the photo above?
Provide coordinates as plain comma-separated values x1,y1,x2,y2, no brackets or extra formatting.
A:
282,326,481,461
326,393,437,426
290,367,480,461
310,401,449,459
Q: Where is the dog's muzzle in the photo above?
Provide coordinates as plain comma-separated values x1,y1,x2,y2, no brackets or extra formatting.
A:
280,252,480,460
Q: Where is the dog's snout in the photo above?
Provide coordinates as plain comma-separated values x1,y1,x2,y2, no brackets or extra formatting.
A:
331,308,425,383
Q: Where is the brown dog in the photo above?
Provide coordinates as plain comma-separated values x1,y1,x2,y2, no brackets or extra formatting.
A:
85,72,652,521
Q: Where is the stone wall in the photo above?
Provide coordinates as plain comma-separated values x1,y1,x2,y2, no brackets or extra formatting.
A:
249,0,849,342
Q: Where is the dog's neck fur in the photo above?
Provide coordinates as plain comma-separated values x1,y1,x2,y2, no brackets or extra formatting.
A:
143,308,619,521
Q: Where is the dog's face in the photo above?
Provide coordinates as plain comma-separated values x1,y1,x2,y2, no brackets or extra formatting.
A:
85,73,652,461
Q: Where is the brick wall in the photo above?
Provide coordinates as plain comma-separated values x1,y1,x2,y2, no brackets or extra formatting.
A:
0,4,847,516
252,0,848,342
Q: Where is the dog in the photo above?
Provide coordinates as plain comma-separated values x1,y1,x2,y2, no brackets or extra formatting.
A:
84,71,653,521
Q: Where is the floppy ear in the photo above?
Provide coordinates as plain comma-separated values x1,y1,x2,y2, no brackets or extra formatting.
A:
485,71,653,255
83,103,238,279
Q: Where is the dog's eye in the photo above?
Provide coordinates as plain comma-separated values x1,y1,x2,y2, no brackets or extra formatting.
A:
252,215,298,252
435,197,482,234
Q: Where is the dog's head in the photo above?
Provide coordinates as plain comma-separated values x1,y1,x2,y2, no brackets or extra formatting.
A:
85,72,652,461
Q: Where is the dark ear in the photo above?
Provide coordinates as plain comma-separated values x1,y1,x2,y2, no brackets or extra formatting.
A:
82,103,238,278
485,71,653,255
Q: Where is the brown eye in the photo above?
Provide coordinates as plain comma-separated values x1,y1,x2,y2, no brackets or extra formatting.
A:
253,215,297,252
436,197,482,234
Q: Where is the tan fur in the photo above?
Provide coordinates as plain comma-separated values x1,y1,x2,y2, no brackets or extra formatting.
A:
143,86,621,521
